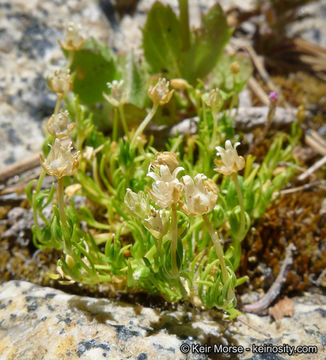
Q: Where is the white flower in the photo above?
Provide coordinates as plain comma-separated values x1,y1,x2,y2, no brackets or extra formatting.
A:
215,140,245,176
181,174,218,216
59,23,85,51
148,78,174,106
147,164,184,208
124,189,151,220
104,80,128,107
40,139,80,179
47,110,75,139
49,69,72,97
144,207,169,238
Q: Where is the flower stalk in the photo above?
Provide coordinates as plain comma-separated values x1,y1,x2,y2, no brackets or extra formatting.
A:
112,108,118,142
232,173,246,239
118,104,129,140
171,203,179,277
131,78,173,148
130,104,158,148
202,214,228,283
58,176,70,248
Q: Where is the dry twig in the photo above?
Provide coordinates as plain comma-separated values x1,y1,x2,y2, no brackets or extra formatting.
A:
280,180,325,195
0,153,40,183
242,243,296,314
305,130,326,156
298,155,326,182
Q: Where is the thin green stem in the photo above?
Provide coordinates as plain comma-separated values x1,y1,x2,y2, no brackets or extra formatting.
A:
57,177,70,250
210,109,218,149
145,243,157,261
92,156,102,190
130,104,158,148
54,97,62,116
32,197,42,241
170,135,183,153
202,99,208,132
31,170,46,243
202,214,228,284
97,275,113,282
171,203,179,277
112,107,118,142
118,104,129,140
232,173,245,237
36,170,46,193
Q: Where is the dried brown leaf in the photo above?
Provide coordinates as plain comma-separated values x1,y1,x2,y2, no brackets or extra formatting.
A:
269,297,294,321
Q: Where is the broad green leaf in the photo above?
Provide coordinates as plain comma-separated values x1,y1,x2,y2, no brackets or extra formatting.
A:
182,4,232,83
118,53,149,108
142,2,182,77
143,2,231,84
70,38,117,104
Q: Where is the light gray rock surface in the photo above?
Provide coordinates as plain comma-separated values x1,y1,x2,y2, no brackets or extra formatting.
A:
0,280,325,360
166,106,302,139
0,0,111,168
287,0,326,48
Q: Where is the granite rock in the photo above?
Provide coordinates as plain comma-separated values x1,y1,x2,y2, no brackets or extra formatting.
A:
0,281,325,360
287,0,326,48
161,106,302,141
0,0,111,168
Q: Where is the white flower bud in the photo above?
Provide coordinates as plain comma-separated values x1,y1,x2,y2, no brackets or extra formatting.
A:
144,207,169,238
124,189,151,220
170,78,191,91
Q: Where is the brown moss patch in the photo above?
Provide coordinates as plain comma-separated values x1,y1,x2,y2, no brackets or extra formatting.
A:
238,187,326,294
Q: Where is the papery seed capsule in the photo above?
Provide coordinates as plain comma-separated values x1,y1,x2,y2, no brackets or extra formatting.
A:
40,139,80,179
148,78,174,106
49,69,72,98
47,110,75,139
59,22,85,51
